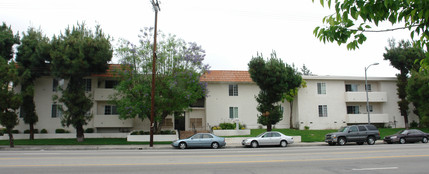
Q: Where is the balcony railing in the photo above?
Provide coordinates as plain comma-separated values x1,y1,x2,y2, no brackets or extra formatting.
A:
346,114,389,124
345,92,387,102
93,115,133,128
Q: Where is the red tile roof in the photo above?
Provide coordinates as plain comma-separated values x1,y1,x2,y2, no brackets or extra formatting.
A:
92,64,122,77
200,70,253,82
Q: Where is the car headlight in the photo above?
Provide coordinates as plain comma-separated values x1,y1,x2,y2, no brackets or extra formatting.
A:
332,135,337,139
391,136,397,139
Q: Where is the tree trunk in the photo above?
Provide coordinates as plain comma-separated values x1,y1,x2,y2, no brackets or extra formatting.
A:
289,102,294,129
29,123,34,140
76,123,85,142
8,131,14,148
267,123,272,132
404,114,409,129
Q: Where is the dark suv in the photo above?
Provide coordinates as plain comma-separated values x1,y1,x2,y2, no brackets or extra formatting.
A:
325,124,380,146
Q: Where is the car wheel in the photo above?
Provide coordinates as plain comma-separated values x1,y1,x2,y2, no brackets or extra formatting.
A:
211,142,219,149
422,137,428,143
251,141,259,148
179,142,187,149
367,136,376,145
338,137,346,146
357,142,364,145
280,140,288,147
328,142,336,146
399,138,406,144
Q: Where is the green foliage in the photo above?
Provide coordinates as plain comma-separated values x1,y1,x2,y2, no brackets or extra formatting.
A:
407,70,429,127
218,122,244,130
40,129,48,134
0,138,172,145
55,129,70,134
50,23,112,141
248,51,302,131
313,0,429,71
112,28,209,133
24,129,39,134
85,128,94,133
0,22,19,61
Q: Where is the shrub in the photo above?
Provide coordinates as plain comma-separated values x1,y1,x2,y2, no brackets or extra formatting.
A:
40,129,48,134
0,128,5,136
304,126,310,130
12,130,20,134
410,120,419,128
212,126,221,130
24,129,39,134
85,128,94,133
55,129,69,133
219,122,244,130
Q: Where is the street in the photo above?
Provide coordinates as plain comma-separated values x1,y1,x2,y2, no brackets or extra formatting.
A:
1,143,428,174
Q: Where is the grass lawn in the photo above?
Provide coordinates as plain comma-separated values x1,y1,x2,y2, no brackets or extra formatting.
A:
0,138,171,146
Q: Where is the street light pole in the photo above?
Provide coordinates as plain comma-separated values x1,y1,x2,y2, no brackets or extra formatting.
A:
150,0,160,147
365,62,379,124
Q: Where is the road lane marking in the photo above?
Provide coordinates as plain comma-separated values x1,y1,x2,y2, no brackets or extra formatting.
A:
0,154,428,167
352,167,398,171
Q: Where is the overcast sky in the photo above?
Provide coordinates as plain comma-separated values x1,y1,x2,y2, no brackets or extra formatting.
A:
1,0,412,77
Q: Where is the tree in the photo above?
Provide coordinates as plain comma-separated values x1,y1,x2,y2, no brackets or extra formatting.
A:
0,22,21,147
283,79,306,129
112,28,209,133
301,64,313,76
16,27,51,140
407,70,429,127
383,39,423,129
313,0,429,71
50,23,113,142
248,51,302,131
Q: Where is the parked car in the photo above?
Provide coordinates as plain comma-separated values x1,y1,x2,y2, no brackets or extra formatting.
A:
242,131,294,148
325,124,380,146
171,133,226,149
384,129,429,144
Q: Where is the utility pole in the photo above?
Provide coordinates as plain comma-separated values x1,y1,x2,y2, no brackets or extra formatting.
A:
150,0,160,147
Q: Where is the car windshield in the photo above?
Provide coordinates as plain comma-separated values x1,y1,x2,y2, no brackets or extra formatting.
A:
257,133,265,137
397,130,407,134
338,127,347,132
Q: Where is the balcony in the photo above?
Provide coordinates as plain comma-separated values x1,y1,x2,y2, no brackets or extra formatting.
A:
93,115,133,128
94,88,115,101
347,114,389,124
345,92,387,102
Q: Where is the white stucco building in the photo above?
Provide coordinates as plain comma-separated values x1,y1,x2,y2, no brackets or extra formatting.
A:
10,68,416,133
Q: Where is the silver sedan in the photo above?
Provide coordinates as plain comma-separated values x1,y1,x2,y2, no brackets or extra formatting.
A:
172,133,226,149
242,131,294,148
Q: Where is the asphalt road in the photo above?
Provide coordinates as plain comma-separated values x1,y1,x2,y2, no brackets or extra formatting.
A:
1,143,428,174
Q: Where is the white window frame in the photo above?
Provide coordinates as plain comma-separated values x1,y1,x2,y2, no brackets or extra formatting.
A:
229,107,238,119
104,105,118,115
229,84,238,96
318,105,328,117
52,104,62,118
317,82,326,94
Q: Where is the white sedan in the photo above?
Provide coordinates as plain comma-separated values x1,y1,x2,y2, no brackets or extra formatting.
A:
242,131,294,148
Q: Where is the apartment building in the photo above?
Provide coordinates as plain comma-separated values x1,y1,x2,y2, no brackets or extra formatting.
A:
11,69,416,133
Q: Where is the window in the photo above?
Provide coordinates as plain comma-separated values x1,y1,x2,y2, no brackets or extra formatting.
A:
202,134,213,139
347,106,360,114
104,105,118,115
345,84,358,92
229,107,238,119
349,126,358,132
317,83,326,94
105,80,118,89
368,105,373,112
190,118,203,128
84,79,92,92
358,126,367,131
365,84,372,92
51,104,62,118
229,84,238,96
318,105,328,117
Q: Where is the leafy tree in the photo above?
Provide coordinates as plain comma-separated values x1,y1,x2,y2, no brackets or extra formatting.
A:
16,27,51,140
313,0,429,71
383,39,423,128
248,51,302,131
407,70,429,127
112,28,209,133
0,22,21,147
301,64,313,76
50,23,113,142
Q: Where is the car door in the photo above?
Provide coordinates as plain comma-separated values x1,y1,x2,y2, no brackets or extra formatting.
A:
188,134,202,147
348,126,359,142
200,134,213,147
270,132,282,145
258,133,272,146
357,126,368,141
408,130,419,142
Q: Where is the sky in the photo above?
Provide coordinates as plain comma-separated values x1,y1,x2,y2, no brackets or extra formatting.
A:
1,0,413,77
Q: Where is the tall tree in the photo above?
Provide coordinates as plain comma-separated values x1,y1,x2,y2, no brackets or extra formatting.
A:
383,40,423,129
50,23,113,142
16,27,51,140
0,22,21,147
283,79,306,129
248,51,302,131
112,28,209,133
301,64,313,76
313,0,429,71
407,70,429,127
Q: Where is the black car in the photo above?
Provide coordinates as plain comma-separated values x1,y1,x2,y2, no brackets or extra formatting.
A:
384,129,429,144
